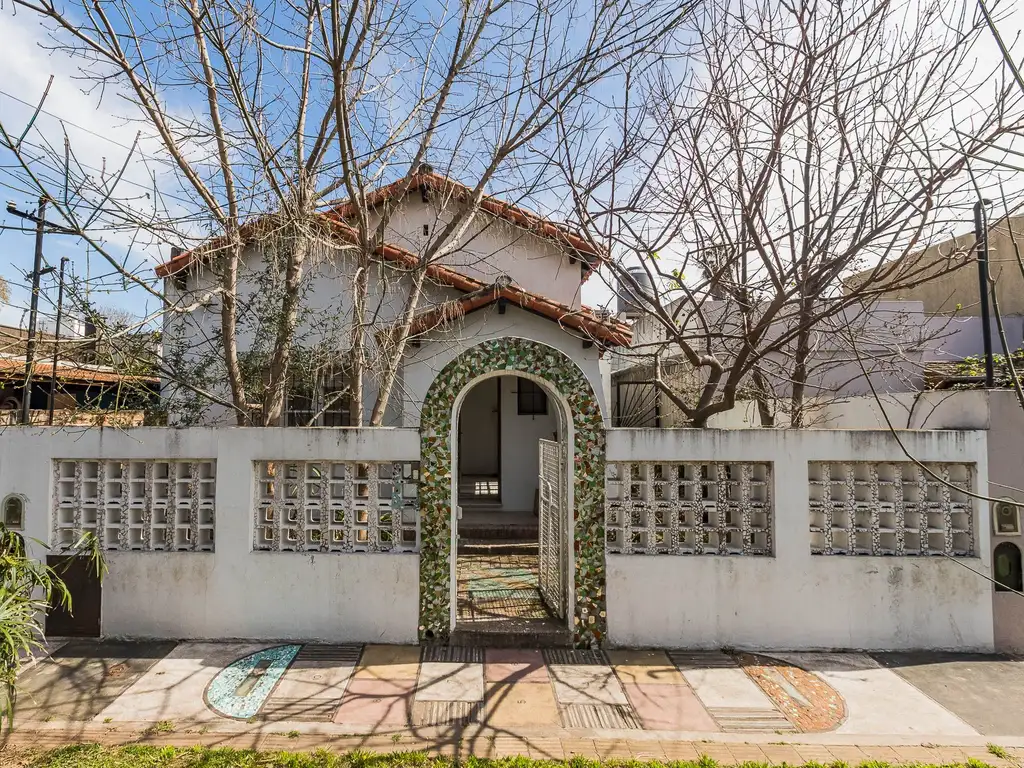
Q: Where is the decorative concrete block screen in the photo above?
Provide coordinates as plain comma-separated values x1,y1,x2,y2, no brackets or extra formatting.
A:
253,461,419,552
605,462,772,555
808,462,974,556
53,460,216,551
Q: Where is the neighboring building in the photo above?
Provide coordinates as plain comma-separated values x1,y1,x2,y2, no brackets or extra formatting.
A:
0,353,158,424
845,215,1024,316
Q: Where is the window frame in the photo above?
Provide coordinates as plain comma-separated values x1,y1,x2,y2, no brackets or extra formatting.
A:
516,378,548,416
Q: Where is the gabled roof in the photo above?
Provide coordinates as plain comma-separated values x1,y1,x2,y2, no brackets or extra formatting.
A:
153,191,628,346
403,275,630,347
155,170,603,278
350,224,629,346
329,169,604,267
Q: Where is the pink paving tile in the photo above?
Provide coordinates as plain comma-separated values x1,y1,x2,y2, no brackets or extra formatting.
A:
622,682,719,732
484,649,549,683
334,678,415,726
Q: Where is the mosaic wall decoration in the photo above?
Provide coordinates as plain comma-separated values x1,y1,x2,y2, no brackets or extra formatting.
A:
253,461,419,552
419,336,606,647
808,461,974,556
606,462,773,555
52,459,216,551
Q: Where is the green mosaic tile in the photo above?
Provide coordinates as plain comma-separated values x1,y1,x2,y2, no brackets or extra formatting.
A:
418,337,606,647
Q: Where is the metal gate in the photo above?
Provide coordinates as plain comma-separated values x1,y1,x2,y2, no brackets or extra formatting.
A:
538,438,566,619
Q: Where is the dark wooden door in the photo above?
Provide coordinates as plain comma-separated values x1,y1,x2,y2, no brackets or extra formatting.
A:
45,556,101,637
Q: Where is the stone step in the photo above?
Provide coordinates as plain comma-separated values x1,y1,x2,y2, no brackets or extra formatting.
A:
459,524,538,539
449,625,573,649
458,540,537,555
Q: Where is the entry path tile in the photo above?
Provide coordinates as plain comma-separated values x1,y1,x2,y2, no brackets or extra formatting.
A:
550,664,628,706
334,678,414,726
483,682,560,727
417,662,485,702
608,650,684,685
96,642,266,723
485,649,549,683
622,682,719,732
776,652,977,736
353,645,420,680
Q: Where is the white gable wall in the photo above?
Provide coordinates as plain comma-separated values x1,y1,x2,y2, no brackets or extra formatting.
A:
369,197,586,308
402,303,607,428
162,197,592,426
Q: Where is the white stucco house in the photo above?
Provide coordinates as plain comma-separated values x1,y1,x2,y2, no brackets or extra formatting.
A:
156,168,630,518
0,170,1001,653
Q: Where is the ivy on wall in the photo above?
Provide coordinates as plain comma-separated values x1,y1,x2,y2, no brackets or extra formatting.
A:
418,337,607,647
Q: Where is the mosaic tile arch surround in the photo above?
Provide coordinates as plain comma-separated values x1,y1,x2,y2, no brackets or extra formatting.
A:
418,336,606,647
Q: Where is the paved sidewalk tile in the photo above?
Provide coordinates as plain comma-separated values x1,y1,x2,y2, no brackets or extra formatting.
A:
97,642,265,723
527,737,567,760
622,681,719,731
417,662,485,702
482,682,559,727
682,665,775,710
608,649,685,686
777,652,977,736
697,744,739,764
550,664,628,706
484,649,549,683
761,744,804,764
334,678,414,726
354,645,420,680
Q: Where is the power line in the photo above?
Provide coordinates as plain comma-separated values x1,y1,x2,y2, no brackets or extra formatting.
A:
0,2,682,174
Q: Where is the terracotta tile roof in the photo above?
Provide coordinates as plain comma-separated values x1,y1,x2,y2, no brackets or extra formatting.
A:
155,171,603,277
329,170,604,265
154,191,627,346
399,274,630,347
0,357,158,386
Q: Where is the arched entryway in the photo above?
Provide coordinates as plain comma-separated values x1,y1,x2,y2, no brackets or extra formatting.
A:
419,337,606,647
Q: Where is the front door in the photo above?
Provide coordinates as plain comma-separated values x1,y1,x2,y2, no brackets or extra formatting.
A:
45,556,101,637
537,438,566,619
458,378,500,478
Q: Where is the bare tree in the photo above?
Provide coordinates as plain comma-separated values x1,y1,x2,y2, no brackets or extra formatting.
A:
559,0,1024,427
1,0,687,426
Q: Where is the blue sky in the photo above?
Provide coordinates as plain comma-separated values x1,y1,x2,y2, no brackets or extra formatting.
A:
0,0,656,331
3,0,1021,335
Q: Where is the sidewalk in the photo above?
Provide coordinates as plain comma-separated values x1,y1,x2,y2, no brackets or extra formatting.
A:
9,640,1024,763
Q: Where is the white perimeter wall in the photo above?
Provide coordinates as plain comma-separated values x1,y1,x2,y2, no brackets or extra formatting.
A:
0,427,420,643
605,428,993,651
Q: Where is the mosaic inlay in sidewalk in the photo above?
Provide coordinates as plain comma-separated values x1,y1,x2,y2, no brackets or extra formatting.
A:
21,640,1019,739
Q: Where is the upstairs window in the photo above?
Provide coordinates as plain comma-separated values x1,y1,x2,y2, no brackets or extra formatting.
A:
517,378,548,416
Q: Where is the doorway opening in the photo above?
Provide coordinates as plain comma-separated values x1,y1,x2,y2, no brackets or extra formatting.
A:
453,374,571,645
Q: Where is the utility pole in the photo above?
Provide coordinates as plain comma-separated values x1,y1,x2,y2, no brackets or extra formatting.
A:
974,199,995,388
6,198,77,425
48,256,70,426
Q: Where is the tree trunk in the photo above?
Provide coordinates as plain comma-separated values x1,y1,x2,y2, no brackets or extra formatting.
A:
348,261,368,427
789,323,812,428
220,235,249,425
369,268,428,426
752,366,775,427
262,234,309,426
